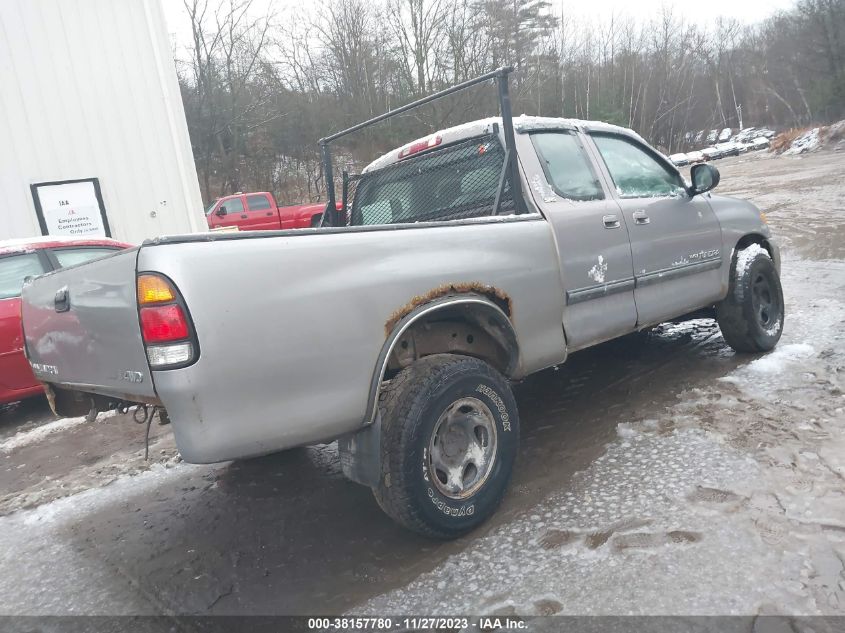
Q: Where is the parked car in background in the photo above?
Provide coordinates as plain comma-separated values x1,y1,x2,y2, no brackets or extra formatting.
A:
751,137,771,150
732,127,756,143
669,153,689,166
205,192,332,231
686,150,706,163
715,142,741,157
702,146,724,161
1,237,131,405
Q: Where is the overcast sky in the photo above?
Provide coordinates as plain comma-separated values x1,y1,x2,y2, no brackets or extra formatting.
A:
162,0,799,49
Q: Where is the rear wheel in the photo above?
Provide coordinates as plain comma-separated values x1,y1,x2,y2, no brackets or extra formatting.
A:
310,214,322,227
716,245,784,352
373,354,519,539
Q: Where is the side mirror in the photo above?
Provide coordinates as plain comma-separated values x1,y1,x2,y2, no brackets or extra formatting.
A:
215,207,227,217
690,163,720,195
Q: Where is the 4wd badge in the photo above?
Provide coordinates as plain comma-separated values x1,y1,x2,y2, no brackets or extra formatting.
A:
119,371,144,384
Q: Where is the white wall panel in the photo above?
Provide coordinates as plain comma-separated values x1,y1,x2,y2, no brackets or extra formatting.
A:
0,0,205,243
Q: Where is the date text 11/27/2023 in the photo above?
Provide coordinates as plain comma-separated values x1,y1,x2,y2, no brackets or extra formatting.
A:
306,617,528,630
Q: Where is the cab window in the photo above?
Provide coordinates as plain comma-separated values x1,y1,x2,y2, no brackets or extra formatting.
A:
591,134,686,199
351,134,514,226
247,195,273,211
530,132,604,201
220,197,244,214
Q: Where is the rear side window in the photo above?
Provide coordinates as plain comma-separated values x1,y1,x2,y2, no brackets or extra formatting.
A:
530,132,604,201
247,195,272,211
350,134,513,226
220,197,244,214
0,253,46,300
52,247,117,268
591,134,686,199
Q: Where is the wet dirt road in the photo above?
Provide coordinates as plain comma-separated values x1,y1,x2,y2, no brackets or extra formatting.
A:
1,148,843,616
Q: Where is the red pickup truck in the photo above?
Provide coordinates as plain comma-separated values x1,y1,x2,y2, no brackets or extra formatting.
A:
205,192,328,231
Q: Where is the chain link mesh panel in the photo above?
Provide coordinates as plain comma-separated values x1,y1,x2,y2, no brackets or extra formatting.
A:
346,134,513,226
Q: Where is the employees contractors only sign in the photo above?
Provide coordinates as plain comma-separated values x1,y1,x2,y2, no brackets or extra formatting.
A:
30,178,111,238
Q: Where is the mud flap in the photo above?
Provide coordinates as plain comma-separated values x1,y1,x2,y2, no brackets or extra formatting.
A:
338,413,382,488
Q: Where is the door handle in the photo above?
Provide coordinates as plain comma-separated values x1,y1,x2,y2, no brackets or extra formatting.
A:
266,212,273,216
54,287,70,313
633,211,650,225
240,214,248,219
602,214,621,229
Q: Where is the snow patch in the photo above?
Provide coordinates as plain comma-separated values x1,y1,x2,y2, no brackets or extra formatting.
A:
735,243,769,277
531,173,557,203
17,460,191,527
784,128,821,155
0,410,118,453
364,115,649,173
0,416,88,453
745,343,815,374
588,255,607,283
616,422,639,438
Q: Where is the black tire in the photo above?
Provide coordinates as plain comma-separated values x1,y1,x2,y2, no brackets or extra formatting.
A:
373,354,519,539
716,245,784,352
310,214,322,227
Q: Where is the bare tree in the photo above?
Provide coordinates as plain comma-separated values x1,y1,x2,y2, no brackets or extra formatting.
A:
175,0,845,204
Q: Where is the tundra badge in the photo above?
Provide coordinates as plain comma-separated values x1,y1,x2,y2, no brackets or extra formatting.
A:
31,363,58,376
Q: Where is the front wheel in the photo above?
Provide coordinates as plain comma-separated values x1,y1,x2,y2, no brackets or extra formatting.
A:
373,354,519,539
716,244,784,352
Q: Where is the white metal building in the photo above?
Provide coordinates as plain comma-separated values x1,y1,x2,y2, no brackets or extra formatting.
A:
0,0,206,244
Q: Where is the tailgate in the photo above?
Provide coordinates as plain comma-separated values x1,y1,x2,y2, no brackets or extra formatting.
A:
20,247,156,400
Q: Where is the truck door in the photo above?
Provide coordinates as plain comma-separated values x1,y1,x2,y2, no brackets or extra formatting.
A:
587,133,723,326
520,130,638,350
245,194,281,230
210,196,249,230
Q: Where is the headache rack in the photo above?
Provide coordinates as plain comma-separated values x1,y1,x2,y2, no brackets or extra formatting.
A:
318,67,528,227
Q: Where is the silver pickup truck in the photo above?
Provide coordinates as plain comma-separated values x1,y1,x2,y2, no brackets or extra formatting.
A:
21,71,783,538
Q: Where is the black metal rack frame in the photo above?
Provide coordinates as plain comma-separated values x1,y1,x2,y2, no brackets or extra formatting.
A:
318,66,527,226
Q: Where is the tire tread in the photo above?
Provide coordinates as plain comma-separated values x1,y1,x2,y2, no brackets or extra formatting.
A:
373,354,513,538
716,246,783,353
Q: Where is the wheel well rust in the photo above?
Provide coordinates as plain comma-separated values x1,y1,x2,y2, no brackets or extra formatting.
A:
384,295,519,378
365,293,520,426
384,283,512,336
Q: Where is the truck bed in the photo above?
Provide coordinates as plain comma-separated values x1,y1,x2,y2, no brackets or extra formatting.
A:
21,218,566,463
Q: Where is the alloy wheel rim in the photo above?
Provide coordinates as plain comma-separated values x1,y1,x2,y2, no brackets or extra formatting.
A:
428,397,498,500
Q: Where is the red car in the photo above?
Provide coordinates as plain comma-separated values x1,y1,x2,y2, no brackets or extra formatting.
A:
205,192,329,231
0,236,132,405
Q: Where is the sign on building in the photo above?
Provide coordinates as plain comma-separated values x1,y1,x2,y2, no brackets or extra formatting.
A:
30,178,111,238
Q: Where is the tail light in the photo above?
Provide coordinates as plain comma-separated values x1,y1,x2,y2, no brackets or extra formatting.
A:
398,135,441,159
137,273,198,369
